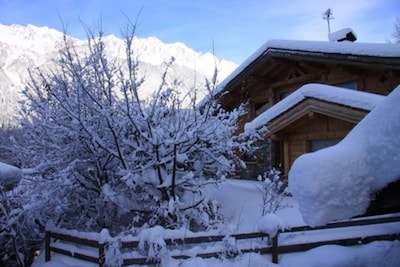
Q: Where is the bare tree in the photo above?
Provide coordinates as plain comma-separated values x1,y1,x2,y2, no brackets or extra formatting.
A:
393,17,400,43
258,168,288,216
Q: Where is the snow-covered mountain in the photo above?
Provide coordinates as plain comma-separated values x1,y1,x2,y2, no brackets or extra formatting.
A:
0,23,237,127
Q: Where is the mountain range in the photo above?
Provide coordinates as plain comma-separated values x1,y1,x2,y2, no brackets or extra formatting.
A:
0,23,237,127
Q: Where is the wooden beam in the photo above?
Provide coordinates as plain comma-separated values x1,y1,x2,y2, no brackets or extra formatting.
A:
270,133,287,140
247,75,273,83
267,98,368,134
288,130,350,141
270,73,321,88
334,64,364,76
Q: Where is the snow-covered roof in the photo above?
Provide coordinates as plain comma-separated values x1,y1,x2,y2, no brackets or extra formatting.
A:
217,39,400,95
245,84,385,132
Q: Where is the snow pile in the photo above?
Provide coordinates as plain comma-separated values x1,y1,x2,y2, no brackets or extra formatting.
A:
0,162,22,187
280,240,400,267
289,85,400,226
257,213,286,237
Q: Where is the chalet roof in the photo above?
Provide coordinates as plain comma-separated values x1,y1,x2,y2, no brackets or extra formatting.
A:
217,40,400,97
245,83,385,132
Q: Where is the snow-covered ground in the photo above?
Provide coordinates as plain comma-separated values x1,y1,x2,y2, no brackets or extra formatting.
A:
21,85,400,267
32,178,400,267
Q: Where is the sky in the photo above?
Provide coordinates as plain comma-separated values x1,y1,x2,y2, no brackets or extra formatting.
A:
0,0,398,64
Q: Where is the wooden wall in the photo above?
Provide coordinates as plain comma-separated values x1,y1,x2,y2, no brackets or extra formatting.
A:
224,56,400,177
274,114,357,174
246,66,400,119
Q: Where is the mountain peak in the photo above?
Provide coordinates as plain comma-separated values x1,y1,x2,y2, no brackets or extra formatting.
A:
0,23,237,126
0,23,65,46
0,23,236,77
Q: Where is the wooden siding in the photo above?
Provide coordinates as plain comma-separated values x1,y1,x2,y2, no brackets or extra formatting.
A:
224,60,400,114
220,49,400,177
274,113,356,174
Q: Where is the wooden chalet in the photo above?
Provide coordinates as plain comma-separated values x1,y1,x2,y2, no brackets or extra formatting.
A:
244,83,385,175
216,39,400,178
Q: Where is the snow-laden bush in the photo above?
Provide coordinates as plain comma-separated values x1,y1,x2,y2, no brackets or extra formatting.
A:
257,168,288,216
104,240,123,267
221,235,241,258
14,26,258,232
138,225,168,262
257,213,286,237
3,24,260,266
102,230,123,267
0,182,43,266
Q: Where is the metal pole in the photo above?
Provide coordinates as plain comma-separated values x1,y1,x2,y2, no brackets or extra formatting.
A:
327,17,331,34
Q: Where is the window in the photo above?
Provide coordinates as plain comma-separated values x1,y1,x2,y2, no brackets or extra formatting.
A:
310,139,341,152
255,101,270,116
279,90,294,100
339,82,358,90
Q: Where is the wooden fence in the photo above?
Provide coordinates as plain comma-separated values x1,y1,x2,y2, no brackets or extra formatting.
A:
45,213,400,266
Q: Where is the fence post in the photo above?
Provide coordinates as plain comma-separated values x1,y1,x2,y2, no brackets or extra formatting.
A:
45,231,51,262
271,233,279,264
99,228,111,267
99,242,105,267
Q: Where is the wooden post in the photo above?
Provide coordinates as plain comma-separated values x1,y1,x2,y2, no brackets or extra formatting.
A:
283,139,290,175
271,234,279,264
99,242,105,267
45,231,51,262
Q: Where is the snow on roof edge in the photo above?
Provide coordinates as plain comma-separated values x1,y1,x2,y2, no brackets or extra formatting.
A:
215,39,400,96
245,84,385,132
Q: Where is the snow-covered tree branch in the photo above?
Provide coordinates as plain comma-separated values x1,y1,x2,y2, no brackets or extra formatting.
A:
2,23,260,265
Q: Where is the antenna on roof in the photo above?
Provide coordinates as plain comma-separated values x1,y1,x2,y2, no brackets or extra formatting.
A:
323,8,334,34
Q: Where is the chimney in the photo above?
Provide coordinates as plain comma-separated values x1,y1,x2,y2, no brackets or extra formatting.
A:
328,28,357,42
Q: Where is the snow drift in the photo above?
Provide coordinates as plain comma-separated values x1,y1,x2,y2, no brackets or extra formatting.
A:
289,84,400,226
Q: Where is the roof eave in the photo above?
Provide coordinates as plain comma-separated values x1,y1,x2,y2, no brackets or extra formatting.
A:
217,46,400,99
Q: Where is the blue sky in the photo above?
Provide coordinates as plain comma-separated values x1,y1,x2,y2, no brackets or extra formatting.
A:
0,0,398,64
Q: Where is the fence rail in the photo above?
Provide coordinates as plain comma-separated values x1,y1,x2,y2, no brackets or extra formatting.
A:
45,213,400,266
